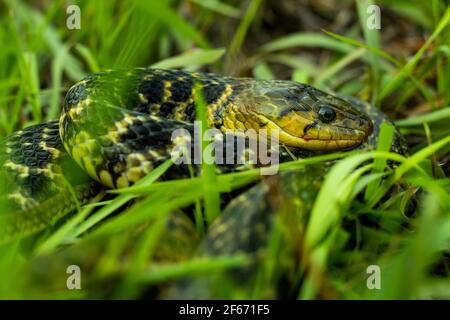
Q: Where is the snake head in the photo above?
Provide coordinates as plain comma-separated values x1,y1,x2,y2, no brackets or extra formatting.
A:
236,81,373,151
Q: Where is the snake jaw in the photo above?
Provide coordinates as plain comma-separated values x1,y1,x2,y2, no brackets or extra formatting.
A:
251,113,371,151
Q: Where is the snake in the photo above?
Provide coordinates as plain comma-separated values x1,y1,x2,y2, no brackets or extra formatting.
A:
0,68,382,244
0,68,411,298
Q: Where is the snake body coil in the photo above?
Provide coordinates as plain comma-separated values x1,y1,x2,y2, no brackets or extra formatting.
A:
0,68,377,242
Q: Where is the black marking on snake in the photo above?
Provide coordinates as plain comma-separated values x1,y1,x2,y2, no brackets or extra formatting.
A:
9,123,58,169
64,82,88,111
171,78,194,102
3,123,58,197
184,103,196,122
303,120,319,135
139,76,164,104
278,106,296,118
159,102,178,118
202,81,226,105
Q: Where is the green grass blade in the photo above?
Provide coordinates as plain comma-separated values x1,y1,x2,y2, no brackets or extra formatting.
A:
379,6,450,101
151,48,225,69
259,32,356,54
395,107,450,126
364,122,394,202
194,83,221,224
226,0,264,68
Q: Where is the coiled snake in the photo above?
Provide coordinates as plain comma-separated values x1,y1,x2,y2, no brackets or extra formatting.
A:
0,68,413,299
1,68,403,246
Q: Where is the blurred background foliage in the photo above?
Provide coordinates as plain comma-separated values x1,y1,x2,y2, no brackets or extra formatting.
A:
0,0,449,299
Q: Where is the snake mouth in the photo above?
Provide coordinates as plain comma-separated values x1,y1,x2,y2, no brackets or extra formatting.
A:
255,115,370,151
277,126,367,150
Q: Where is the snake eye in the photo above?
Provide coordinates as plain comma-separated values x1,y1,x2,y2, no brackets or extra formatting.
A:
318,106,336,123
